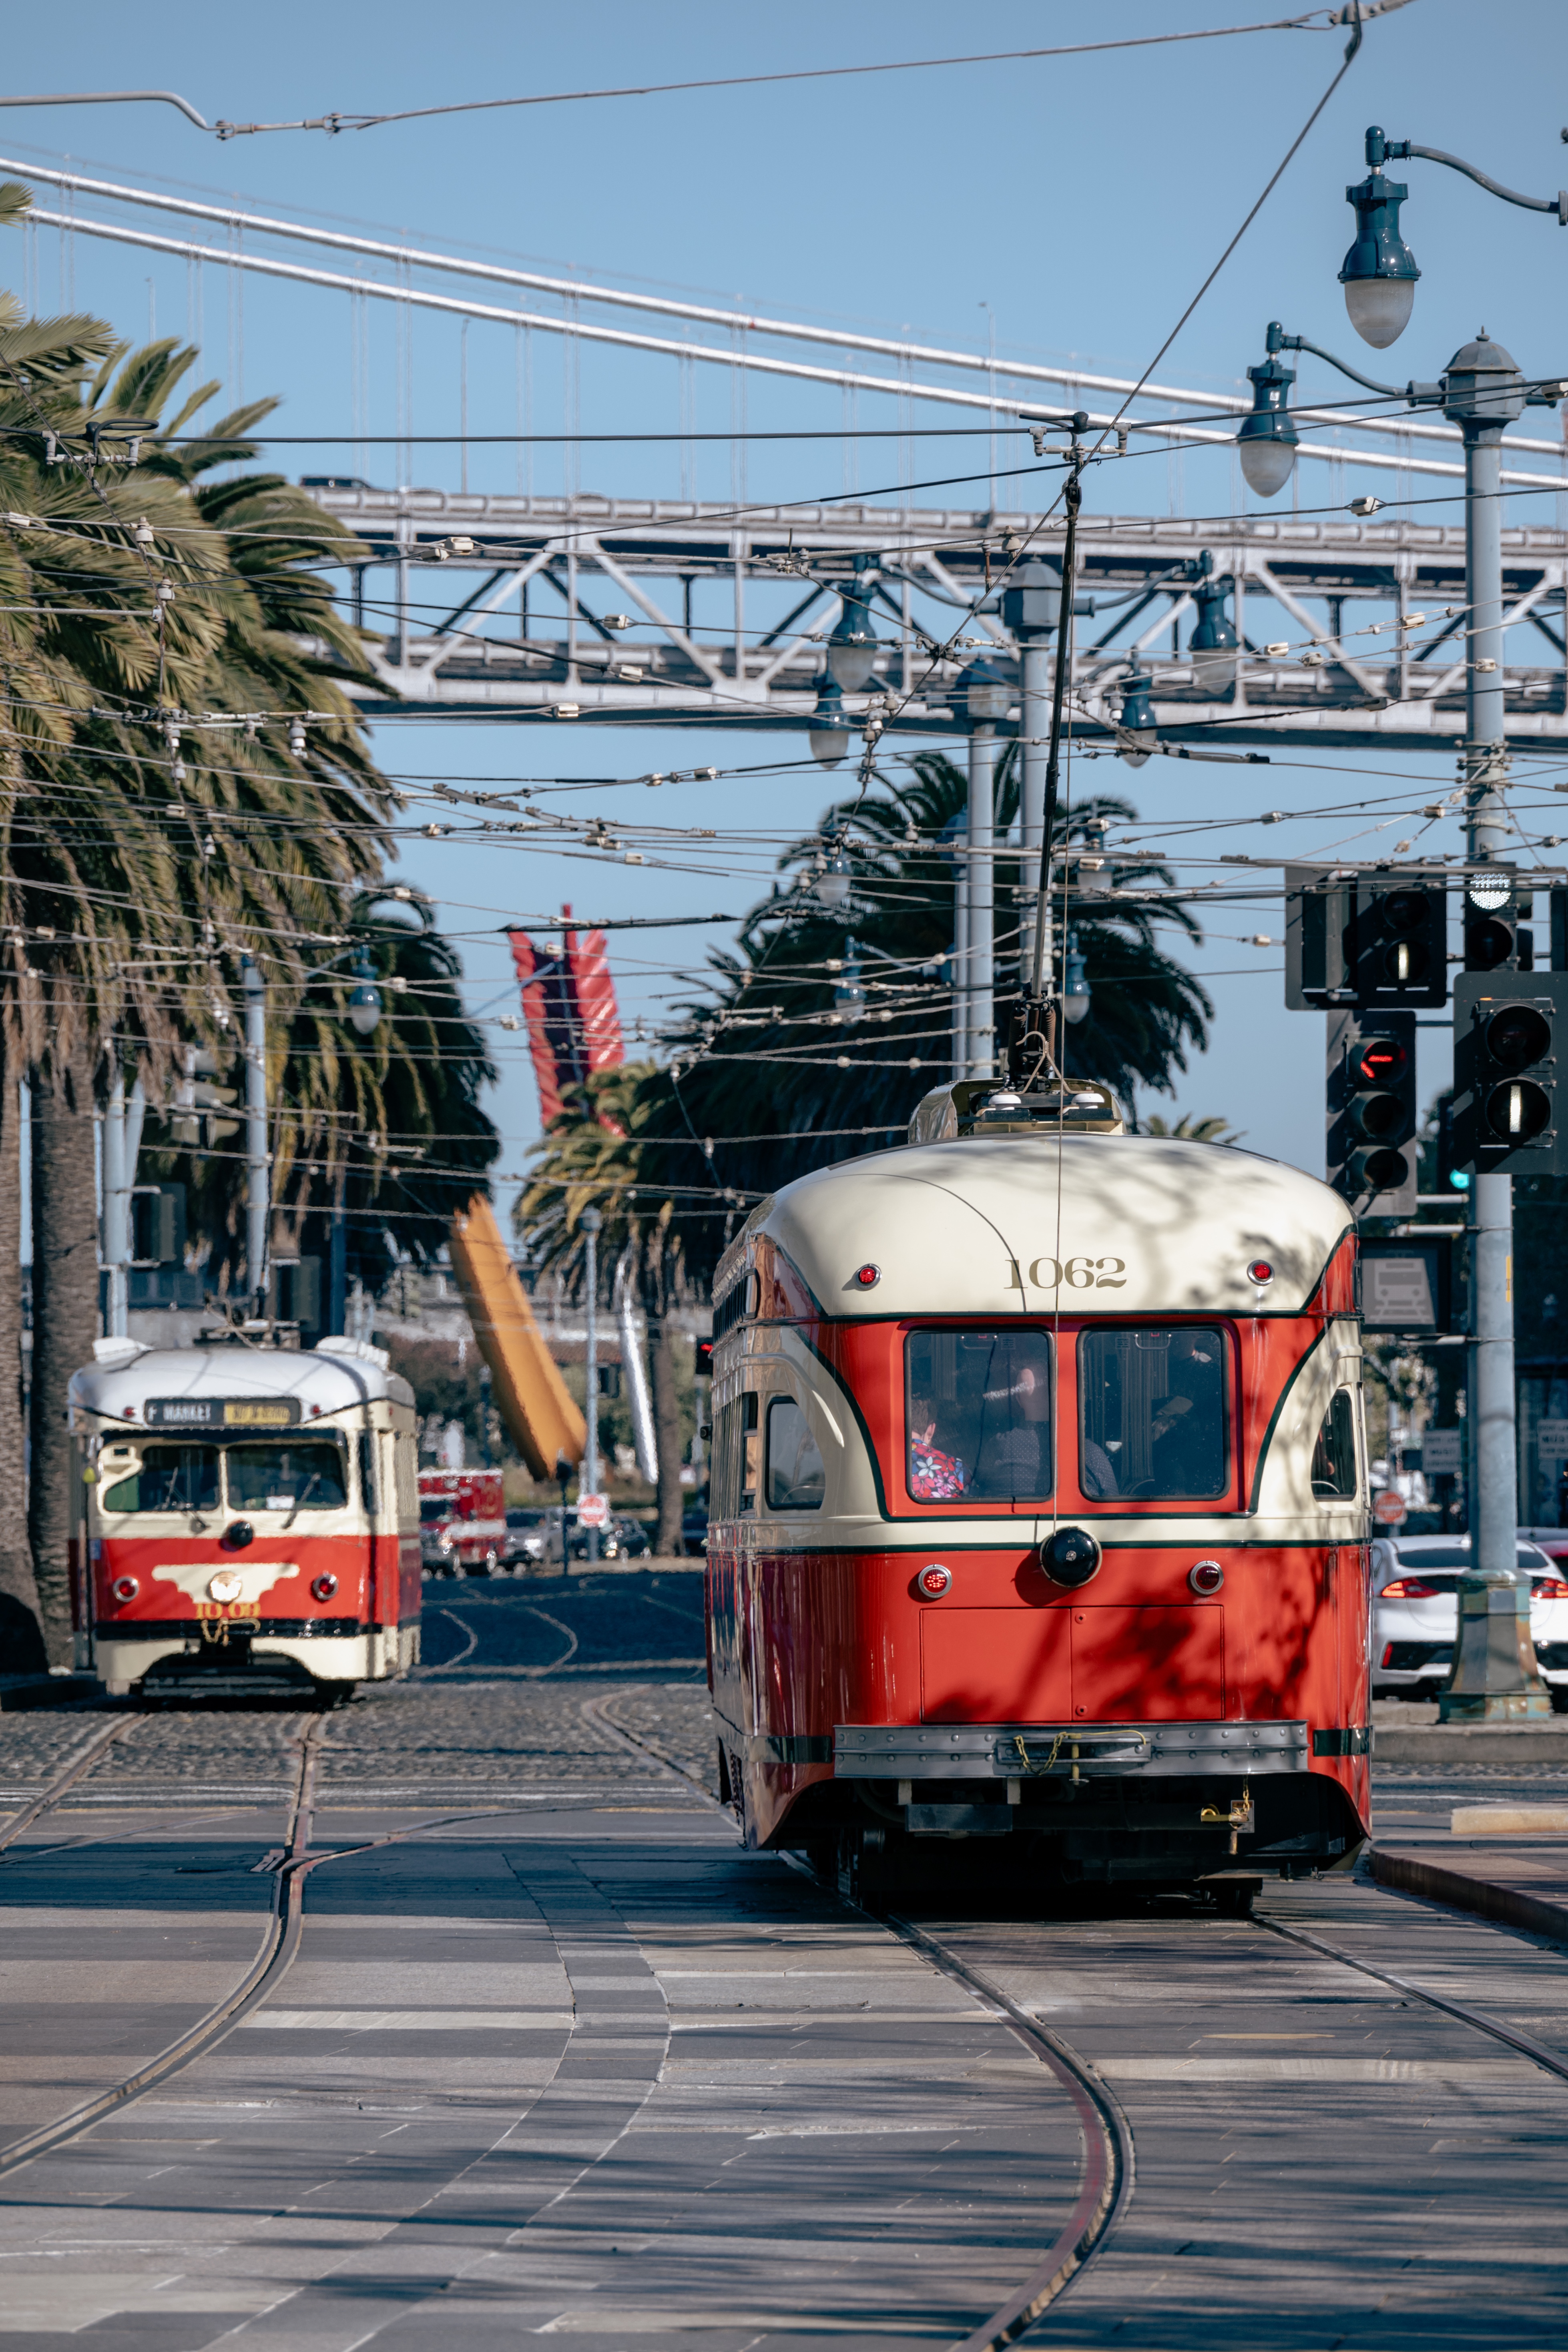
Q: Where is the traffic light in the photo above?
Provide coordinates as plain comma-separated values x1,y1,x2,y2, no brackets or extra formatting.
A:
1431,1092,1471,1198
1452,973,1568,1176
1351,876,1448,1008
1326,1009,1417,1213
1462,870,1533,972
1286,865,1354,1007
1287,865,1448,1009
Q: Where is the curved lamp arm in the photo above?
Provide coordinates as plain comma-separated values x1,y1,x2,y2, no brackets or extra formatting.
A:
1264,319,1401,398
1366,125,1568,224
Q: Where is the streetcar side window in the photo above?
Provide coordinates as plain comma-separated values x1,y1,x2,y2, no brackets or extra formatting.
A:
358,1432,378,1517
904,1331,1053,1502
100,1444,220,1515
1078,1326,1229,1502
765,1397,825,1511
226,1441,348,1513
712,1393,759,1518
1311,1389,1359,1500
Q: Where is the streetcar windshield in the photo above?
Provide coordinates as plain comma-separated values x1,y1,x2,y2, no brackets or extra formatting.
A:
1078,1326,1229,1501
905,1331,1053,1502
225,1441,348,1513
100,1444,220,1515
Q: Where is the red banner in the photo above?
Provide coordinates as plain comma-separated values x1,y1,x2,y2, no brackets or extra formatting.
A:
507,907,625,1128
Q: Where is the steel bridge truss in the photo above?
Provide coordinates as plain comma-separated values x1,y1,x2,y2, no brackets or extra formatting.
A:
308,487,1568,756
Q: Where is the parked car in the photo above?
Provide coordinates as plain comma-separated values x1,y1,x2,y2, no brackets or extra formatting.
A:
1372,1533,1568,1707
567,1513,650,1563
500,1507,556,1569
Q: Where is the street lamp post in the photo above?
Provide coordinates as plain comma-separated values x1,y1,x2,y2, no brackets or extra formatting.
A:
581,1204,602,1565
1236,121,1567,1700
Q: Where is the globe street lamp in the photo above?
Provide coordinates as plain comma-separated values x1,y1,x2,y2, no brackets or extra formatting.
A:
1116,664,1157,768
1188,574,1239,693
1339,124,1566,351
808,675,850,770
346,947,385,1037
833,940,867,1019
1236,342,1299,498
815,832,853,911
826,554,881,694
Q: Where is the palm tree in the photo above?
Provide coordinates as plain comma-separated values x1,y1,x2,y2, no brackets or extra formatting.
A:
145,888,500,1307
0,194,402,1658
651,748,1212,1202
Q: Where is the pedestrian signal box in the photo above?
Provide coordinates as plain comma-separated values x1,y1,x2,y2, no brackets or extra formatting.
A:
1287,867,1447,1010
1462,871,1532,972
1452,972,1568,1176
1326,1009,1417,1213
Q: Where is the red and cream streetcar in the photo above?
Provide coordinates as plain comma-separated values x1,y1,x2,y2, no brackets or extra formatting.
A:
70,1335,422,1699
705,1081,1371,1904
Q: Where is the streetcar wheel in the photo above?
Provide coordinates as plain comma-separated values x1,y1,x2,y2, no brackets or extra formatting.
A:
1212,1882,1256,1918
1551,1686,1568,1715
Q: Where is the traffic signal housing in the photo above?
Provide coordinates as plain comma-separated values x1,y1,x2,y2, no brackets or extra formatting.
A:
1326,1009,1417,1213
1287,866,1448,1009
1452,972,1568,1176
1462,871,1533,972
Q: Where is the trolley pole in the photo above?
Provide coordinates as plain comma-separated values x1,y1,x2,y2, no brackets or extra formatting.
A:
581,1205,602,1565
241,953,269,1315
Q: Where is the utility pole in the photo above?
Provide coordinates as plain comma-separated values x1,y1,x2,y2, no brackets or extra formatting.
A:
581,1205,601,1564
241,954,269,1316
1449,337,1524,1585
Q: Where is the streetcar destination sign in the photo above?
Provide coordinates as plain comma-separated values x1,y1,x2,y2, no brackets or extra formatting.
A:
144,1397,302,1430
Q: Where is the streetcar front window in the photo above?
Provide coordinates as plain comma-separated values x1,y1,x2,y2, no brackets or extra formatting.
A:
100,1445,220,1515
226,1442,348,1514
904,1331,1054,1503
1078,1326,1229,1501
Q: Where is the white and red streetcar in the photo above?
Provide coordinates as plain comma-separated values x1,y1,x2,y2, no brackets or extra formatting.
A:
70,1336,422,1699
705,1084,1373,1904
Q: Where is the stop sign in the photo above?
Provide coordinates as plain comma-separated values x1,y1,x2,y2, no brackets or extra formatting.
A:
576,1491,610,1529
1373,1489,1407,1527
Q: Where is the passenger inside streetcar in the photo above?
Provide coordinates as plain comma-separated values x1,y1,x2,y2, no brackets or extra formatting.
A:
1079,1325,1228,1500
905,1331,1056,1501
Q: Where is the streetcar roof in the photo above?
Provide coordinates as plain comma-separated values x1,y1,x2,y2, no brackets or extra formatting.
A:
729,1134,1351,1318
70,1338,414,1423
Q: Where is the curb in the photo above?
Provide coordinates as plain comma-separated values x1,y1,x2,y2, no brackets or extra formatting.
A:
1374,1724,1568,1764
1371,1846,1568,1945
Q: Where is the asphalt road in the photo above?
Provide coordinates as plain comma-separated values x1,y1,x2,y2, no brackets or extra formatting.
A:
0,1579,1563,2350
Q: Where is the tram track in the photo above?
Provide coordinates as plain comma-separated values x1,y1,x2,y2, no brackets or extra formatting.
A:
0,1708,325,2179
584,1688,1135,2352
0,1692,697,2184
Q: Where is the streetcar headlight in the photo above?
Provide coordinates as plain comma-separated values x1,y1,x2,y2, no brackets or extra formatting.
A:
207,1569,244,1603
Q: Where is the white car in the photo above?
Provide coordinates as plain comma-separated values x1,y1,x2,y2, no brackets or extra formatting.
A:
1372,1533,1568,1708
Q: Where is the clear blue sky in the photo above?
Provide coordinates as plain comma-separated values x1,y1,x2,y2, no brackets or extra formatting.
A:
4,0,1564,1190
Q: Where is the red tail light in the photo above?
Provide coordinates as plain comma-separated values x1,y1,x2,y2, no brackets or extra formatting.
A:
1532,1577,1568,1600
1379,1577,1440,1598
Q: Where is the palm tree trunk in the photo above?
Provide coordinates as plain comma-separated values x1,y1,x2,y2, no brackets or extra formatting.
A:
28,1044,100,1663
650,1311,686,1556
0,1061,46,1674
